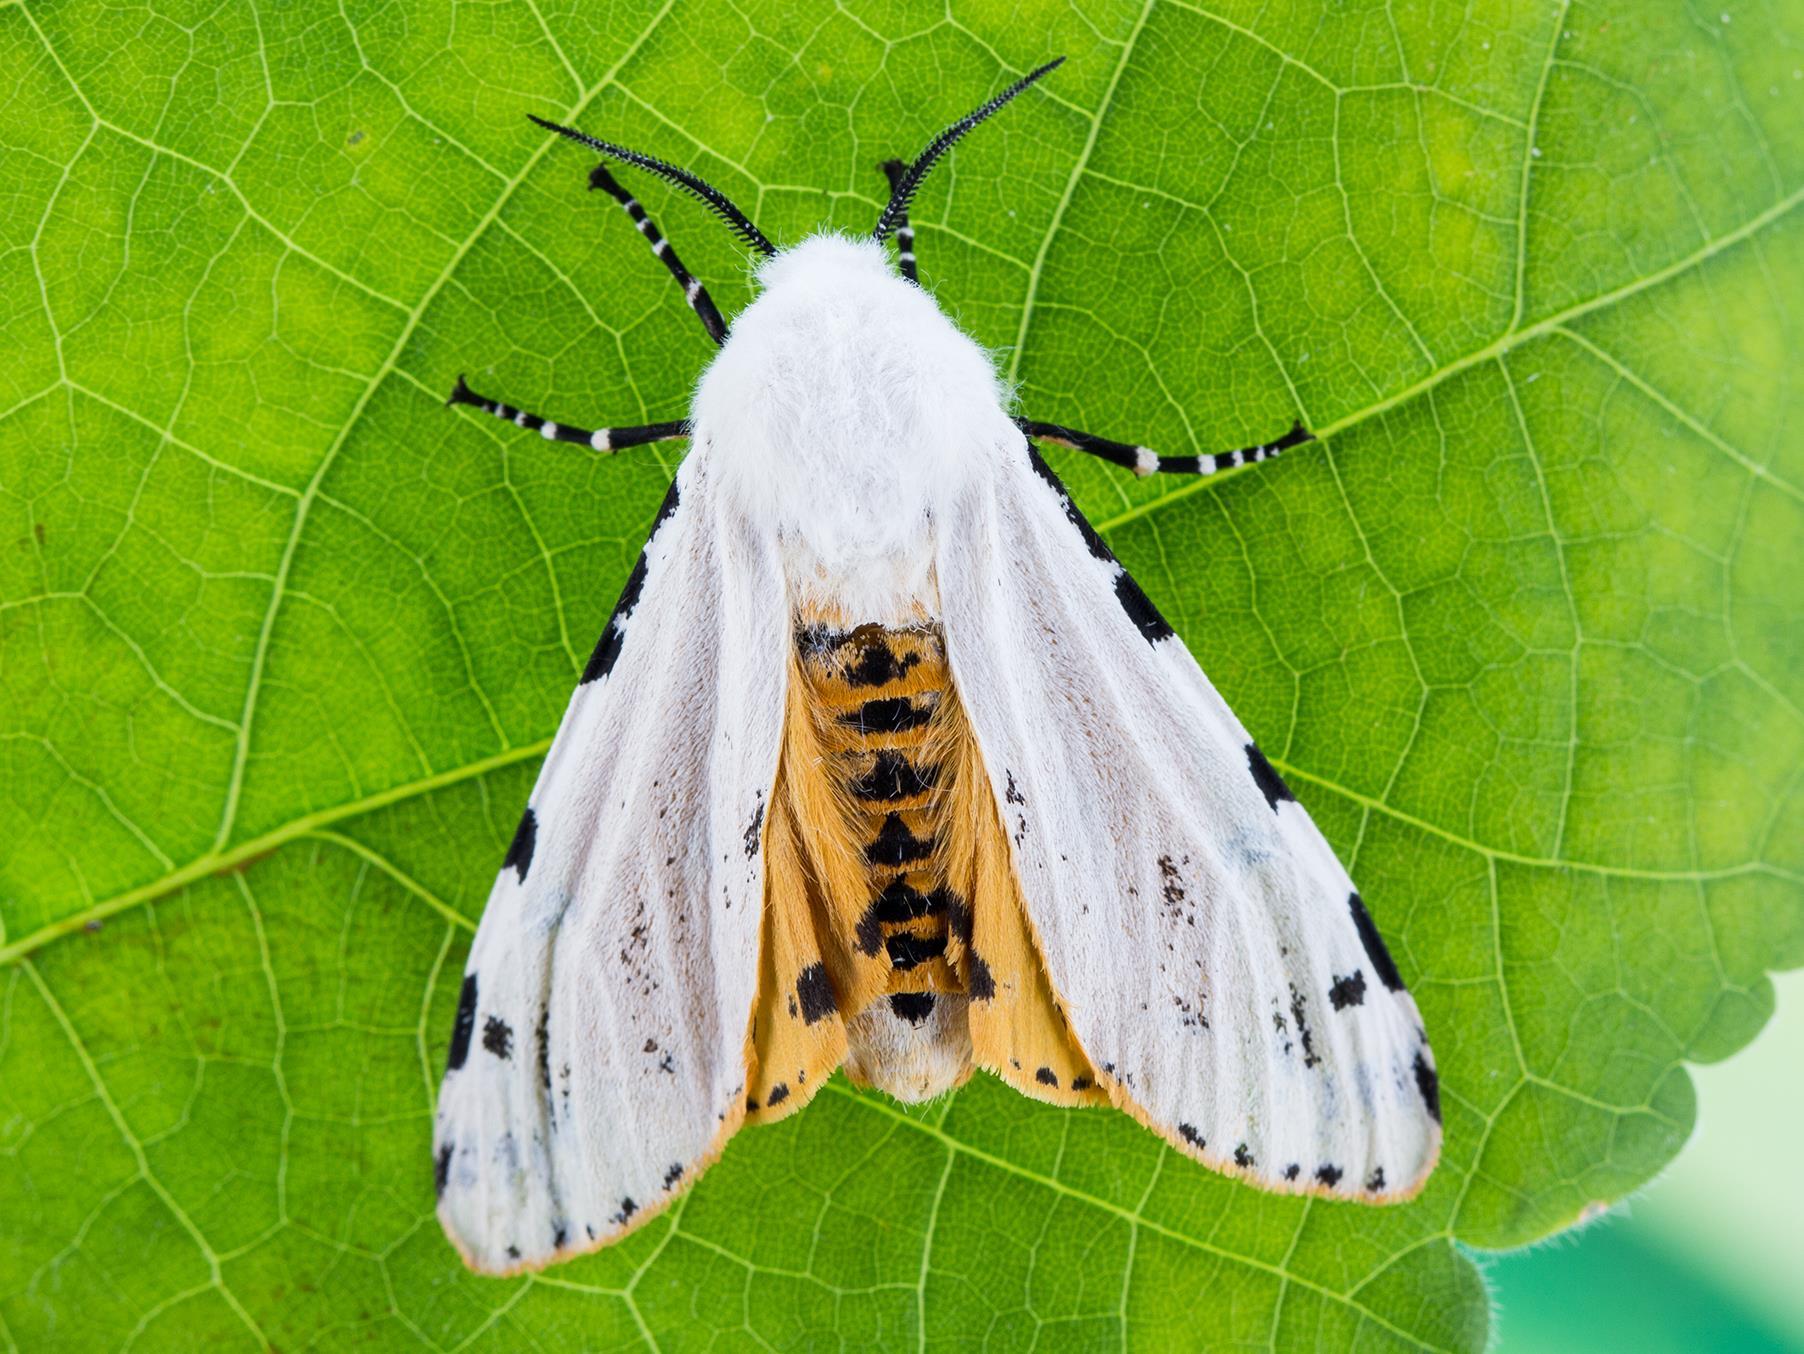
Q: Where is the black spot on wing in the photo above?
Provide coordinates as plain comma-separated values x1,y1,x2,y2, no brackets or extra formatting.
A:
1414,1050,1441,1123
1366,1167,1386,1193
743,799,764,858
1234,1143,1254,1168
1329,970,1367,1011
766,1082,790,1106
1315,1164,1342,1188
1288,984,1320,1069
535,1007,550,1091
967,954,995,1001
1282,1164,1300,1181
1114,569,1175,643
611,1197,638,1226
1349,892,1406,992
1004,772,1026,806
866,813,933,866
889,992,936,1024
482,1016,513,1060
502,808,536,882
796,962,837,1024
581,552,645,684
1070,1074,1093,1091
650,475,681,531
1034,1066,1058,1088
1178,1123,1205,1150
577,481,680,687
434,1143,452,1199
1245,743,1295,812
664,1163,684,1190
1025,444,1114,563
446,974,477,1071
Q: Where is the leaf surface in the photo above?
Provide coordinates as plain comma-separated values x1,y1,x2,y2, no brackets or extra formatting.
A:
2,1,1800,1348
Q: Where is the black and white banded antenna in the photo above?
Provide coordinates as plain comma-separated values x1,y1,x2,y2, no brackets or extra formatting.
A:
873,57,1064,245
527,114,777,259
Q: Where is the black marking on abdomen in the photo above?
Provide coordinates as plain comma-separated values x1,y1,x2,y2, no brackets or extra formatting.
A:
877,881,950,924
856,882,950,956
1349,892,1405,991
850,750,937,801
889,992,936,1024
1245,743,1295,812
843,695,936,733
845,640,919,687
866,813,933,865
447,974,477,1071
503,808,536,882
886,931,946,970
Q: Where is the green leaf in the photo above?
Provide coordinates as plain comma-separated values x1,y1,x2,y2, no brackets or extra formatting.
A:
2,0,1799,1347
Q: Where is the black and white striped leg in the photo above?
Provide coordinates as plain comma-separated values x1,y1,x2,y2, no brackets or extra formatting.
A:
880,159,918,282
1014,417,1314,477
449,375,691,452
588,162,728,345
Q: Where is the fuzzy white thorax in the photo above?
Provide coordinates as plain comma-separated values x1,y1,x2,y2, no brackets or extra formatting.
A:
691,234,1016,622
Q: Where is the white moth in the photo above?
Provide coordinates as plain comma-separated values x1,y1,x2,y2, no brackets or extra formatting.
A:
434,60,1440,1275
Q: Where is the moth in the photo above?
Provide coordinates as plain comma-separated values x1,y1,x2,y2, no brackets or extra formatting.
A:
434,60,1440,1275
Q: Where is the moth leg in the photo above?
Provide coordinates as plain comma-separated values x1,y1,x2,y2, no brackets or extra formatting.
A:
1014,417,1314,478
448,374,691,452
880,160,918,283
588,161,729,345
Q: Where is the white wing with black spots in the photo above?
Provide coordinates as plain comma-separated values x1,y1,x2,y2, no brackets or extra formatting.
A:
937,437,1441,1201
433,447,788,1273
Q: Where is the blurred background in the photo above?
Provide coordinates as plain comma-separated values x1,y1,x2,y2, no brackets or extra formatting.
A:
1488,970,1803,1352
